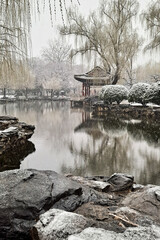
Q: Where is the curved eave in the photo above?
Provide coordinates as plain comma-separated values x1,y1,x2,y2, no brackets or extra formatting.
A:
74,74,111,86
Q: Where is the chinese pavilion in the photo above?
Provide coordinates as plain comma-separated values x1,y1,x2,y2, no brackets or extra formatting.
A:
74,66,112,96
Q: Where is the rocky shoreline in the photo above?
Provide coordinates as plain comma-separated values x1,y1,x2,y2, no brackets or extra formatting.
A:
0,116,35,171
92,102,160,119
0,169,160,239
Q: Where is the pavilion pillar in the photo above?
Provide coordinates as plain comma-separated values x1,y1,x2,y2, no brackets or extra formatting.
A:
85,84,86,97
82,83,84,96
88,85,91,96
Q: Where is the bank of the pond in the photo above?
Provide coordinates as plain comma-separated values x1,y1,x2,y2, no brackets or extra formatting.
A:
0,169,160,240
92,102,160,119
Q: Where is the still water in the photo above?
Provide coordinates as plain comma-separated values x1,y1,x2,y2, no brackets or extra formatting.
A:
0,101,160,185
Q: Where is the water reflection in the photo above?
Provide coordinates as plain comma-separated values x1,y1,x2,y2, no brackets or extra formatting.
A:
0,102,159,185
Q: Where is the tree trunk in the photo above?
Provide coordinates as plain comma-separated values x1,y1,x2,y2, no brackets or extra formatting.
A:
3,88,6,98
112,68,121,85
25,88,28,99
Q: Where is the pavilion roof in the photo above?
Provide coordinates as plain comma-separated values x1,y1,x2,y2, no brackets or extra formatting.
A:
74,66,112,85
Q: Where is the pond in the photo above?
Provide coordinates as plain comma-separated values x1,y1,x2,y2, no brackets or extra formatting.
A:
0,101,160,185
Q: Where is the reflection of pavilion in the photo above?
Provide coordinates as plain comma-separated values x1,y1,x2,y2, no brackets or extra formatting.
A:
74,66,111,97
74,110,104,140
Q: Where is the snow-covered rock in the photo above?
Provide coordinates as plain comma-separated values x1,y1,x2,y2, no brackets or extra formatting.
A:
128,83,150,104
32,209,91,240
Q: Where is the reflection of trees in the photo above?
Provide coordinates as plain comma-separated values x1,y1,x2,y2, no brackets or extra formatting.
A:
0,141,35,172
62,117,160,185
63,117,131,177
138,149,160,185
127,121,160,147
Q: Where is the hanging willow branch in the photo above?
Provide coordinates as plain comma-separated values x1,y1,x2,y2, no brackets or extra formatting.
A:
0,0,79,83
142,0,160,50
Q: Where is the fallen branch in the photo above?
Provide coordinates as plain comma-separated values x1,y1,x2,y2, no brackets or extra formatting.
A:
109,213,138,227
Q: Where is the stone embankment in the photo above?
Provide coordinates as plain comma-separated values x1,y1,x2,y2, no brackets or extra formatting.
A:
0,116,35,155
92,102,160,119
0,116,35,171
0,170,160,239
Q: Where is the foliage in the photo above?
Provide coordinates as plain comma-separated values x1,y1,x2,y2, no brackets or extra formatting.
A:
128,83,150,104
144,82,160,105
101,85,129,104
0,0,78,86
99,86,107,100
142,0,160,50
60,0,141,84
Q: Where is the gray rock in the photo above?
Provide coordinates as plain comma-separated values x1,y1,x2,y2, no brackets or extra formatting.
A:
69,176,111,192
0,169,82,239
107,173,134,191
68,225,160,240
122,185,160,223
155,190,160,201
0,118,35,156
31,209,92,240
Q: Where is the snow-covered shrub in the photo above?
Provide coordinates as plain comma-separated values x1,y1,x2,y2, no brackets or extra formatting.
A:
99,85,108,100
144,82,160,105
102,85,129,104
128,83,150,104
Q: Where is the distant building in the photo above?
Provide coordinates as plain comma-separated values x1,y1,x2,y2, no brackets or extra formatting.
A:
74,66,112,96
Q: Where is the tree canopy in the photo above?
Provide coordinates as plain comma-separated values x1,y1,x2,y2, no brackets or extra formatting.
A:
0,0,78,85
142,0,160,50
60,0,141,84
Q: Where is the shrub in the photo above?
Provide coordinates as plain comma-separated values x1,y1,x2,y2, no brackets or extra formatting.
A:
99,86,108,100
100,85,129,104
144,82,160,105
128,83,150,104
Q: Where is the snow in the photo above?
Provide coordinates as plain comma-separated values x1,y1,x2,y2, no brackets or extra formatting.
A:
0,127,18,134
144,82,160,105
128,83,150,104
100,85,129,104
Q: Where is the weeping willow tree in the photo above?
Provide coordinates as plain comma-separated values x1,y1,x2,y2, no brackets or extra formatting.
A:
0,0,78,89
142,0,160,50
60,0,141,84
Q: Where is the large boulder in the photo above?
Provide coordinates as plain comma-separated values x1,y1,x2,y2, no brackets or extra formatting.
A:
68,225,160,240
0,169,82,240
0,116,35,156
31,209,92,240
32,209,160,240
122,185,160,223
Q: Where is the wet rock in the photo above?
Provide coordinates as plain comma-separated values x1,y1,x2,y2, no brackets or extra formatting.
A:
155,190,160,201
132,184,144,191
122,185,160,223
74,202,125,233
107,173,134,191
31,209,92,240
0,116,35,157
0,169,82,240
0,140,35,171
69,176,111,192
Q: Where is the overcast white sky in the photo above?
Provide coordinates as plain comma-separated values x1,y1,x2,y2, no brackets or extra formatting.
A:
31,0,159,66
